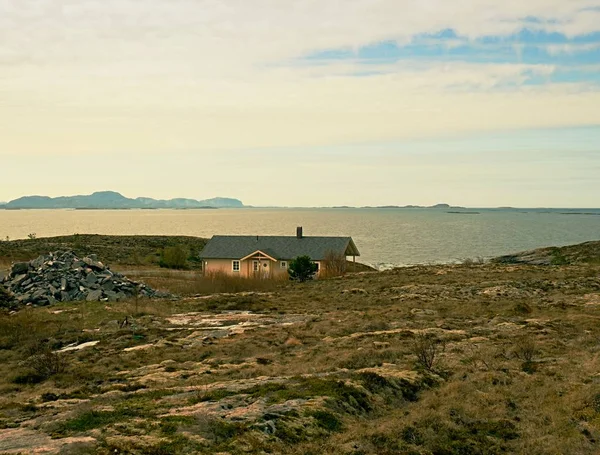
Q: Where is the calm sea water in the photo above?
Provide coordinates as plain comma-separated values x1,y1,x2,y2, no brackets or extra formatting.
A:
0,208,599,268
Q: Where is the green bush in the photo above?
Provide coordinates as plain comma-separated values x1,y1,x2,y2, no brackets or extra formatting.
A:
159,246,189,269
288,256,318,282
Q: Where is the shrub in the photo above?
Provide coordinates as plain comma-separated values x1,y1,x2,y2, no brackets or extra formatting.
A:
322,250,347,278
25,344,68,380
412,333,445,372
288,256,318,282
514,336,537,363
159,246,189,269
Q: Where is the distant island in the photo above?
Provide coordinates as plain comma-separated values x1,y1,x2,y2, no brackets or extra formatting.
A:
345,203,467,210
0,191,244,210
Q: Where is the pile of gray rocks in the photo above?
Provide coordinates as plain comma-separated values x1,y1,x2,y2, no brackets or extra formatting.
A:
1,251,168,306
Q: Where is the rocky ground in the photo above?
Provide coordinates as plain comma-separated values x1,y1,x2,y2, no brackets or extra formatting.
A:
0,259,599,454
494,240,600,265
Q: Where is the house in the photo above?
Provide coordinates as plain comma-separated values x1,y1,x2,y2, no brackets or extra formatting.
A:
198,227,360,278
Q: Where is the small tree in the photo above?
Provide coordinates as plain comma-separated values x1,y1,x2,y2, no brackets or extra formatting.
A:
288,256,318,282
160,246,189,269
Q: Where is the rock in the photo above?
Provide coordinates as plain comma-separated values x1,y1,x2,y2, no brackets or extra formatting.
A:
11,262,29,276
30,256,45,269
83,257,105,271
31,289,47,301
85,272,98,285
410,308,437,316
12,274,27,285
104,291,119,302
86,290,103,302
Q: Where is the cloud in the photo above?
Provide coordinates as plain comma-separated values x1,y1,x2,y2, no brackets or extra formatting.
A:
0,0,599,158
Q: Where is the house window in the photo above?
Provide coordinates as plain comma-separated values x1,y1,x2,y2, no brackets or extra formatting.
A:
281,261,287,269
314,262,320,272
253,261,259,272
232,260,240,272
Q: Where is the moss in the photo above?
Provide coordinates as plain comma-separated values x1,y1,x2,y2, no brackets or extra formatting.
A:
307,410,343,432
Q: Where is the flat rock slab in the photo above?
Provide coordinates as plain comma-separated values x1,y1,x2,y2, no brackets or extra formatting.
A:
124,343,154,352
0,428,95,454
56,340,100,353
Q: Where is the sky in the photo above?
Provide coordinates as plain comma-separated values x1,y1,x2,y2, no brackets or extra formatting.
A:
1,0,600,207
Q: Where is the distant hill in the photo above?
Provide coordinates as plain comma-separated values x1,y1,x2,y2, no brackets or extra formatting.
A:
2,191,244,209
493,240,600,265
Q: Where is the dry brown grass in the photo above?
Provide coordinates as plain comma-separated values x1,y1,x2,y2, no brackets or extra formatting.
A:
120,268,287,296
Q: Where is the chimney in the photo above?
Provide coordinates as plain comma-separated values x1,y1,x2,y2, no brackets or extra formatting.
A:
296,226,303,239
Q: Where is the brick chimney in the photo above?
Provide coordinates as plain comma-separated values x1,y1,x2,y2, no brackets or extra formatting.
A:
296,226,303,239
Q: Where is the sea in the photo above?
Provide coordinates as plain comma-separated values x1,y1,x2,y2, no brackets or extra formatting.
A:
0,208,599,269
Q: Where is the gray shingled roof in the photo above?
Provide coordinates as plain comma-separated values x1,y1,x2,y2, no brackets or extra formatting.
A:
199,236,360,261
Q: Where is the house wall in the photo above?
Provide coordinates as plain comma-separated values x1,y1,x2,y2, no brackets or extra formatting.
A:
203,258,289,278
203,258,239,276
202,258,323,278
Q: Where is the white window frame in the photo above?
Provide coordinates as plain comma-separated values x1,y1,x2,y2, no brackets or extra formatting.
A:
280,261,287,269
253,260,259,272
313,262,320,272
232,260,240,272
